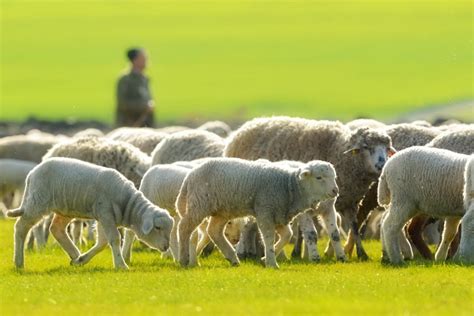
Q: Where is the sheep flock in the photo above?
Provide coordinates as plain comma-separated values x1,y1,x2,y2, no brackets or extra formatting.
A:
1,117,473,270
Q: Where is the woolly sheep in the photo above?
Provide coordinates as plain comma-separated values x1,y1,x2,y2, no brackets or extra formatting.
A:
44,136,150,188
107,127,168,155
198,121,232,138
0,159,37,211
346,118,386,130
356,123,441,258
0,134,61,163
459,156,474,264
378,147,470,264
151,130,225,165
176,158,341,268
125,163,245,264
7,158,174,269
155,126,190,134
225,116,394,260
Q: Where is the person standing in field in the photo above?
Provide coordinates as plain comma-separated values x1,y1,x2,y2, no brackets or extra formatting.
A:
116,47,155,127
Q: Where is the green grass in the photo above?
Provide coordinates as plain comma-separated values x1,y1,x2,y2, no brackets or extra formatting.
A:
1,0,472,123
0,220,472,315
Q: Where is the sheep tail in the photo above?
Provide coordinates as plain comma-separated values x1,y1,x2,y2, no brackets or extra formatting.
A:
175,180,189,218
6,207,24,217
377,173,391,207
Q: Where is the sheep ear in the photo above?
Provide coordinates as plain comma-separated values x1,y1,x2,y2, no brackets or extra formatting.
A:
343,148,361,155
298,169,311,180
388,147,396,157
141,218,154,235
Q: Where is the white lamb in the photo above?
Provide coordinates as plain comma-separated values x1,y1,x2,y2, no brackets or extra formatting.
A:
378,147,470,264
176,158,341,268
7,158,174,270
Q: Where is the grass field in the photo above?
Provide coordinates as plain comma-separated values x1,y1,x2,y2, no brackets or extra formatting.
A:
0,220,472,315
1,0,472,123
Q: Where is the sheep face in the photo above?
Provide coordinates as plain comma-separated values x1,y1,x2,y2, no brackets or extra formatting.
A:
224,218,246,244
299,161,339,207
136,209,174,252
345,128,394,175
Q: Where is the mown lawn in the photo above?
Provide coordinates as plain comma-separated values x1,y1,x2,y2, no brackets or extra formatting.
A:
0,220,472,315
1,0,472,123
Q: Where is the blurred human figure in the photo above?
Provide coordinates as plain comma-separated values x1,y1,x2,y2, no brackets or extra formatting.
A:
116,47,155,127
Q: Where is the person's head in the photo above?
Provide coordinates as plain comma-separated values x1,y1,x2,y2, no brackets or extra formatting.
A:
127,47,147,72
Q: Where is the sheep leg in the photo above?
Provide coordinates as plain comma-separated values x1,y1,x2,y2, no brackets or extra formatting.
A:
86,220,96,242
72,223,108,266
407,215,432,260
382,208,411,265
399,227,414,260
188,230,200,267
101,222,129,270
32,221,47,249
207,216,240,266
435,217,461,262
121,229,136,264
178,214,203,267
274,224,292,259
50,214,81,262
169,215,180,261
447,227,461,260
291,223,304,259
256,218,278,268
297,213,320,262
69,220,83,247
14,215,41,269
196,228,211,257
320,208,346,261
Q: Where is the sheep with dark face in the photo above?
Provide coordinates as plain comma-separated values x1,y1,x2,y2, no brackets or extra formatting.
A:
225,116,394,260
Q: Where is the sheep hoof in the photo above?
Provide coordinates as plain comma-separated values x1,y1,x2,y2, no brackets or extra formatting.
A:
115,264,129,270
337,255,347,262
309,256,321,263
265,263,280,269
70,256,85,266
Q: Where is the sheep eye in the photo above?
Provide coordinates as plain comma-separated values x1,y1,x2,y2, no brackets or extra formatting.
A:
155,226,161,231
362,145,369,150
316,176,322,180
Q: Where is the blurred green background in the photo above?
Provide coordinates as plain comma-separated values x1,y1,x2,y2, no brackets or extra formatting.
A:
1,0,472,123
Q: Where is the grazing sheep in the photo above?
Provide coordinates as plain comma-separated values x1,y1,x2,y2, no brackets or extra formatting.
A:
225,116,394,260
0,159,37,212
107,127,167,155
124,163,245,264
378,147,470,264
0,134,61,163
44,136,150,188
176,158,341,268
459,156,474,264
151,130,225,165
73,128,104,138
198,121,232,138
7,158,174,269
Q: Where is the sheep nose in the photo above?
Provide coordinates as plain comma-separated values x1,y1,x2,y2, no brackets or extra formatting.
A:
332,187,339,196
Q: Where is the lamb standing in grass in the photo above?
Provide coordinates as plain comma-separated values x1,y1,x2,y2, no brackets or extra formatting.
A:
378,147,470,264
7,158,174,269
225,116,394,260
176,158,341,268
126,163,245,264
459,156,474,264
151,130,225,165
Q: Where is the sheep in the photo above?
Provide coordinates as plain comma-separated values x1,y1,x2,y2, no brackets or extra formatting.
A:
107,127,168,155
0,134,61,163
151,130,225,165
459,156,474,264
6,158,174,269
43,136,150,188
73,128,104,138
378,147,470,264
225,116,394,260
124,163,245,264
155,126,190,134
176,157,341,268
0,159,37,212
198,121,232,138
356,123,441,259
346,118,386,130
